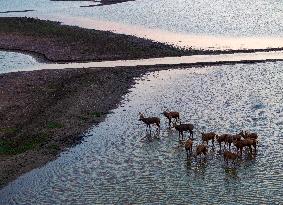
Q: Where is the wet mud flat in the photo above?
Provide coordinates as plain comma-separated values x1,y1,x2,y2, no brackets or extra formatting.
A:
0,17,195,62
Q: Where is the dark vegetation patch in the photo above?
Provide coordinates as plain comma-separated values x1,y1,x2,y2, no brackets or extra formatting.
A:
0,133,48,155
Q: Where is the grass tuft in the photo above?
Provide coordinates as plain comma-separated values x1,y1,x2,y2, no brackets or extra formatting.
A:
0,133,48,155
47,122,64,129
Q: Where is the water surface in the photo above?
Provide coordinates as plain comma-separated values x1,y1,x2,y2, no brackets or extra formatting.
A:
0,51,40,74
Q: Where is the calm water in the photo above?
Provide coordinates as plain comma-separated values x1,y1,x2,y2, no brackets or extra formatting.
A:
1,62,283,204
0,51,40,74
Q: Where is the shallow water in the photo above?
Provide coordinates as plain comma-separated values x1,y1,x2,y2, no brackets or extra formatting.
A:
0,51,40,74
1,62,283,204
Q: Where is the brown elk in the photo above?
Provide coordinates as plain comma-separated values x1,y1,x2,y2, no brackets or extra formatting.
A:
239,130,258,140
233,139,246,156
223,150,238,164
163,111,180,127
216,134,228,150
225,134,241,150
174,123,194,140
195,144,208,157
139,112,160,133
233,138,257,156
184,138,193,157
245,138,257,153
201,132,216,146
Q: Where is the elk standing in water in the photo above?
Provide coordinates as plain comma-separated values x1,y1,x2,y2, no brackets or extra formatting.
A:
216,134,228,150
239,130,258,140
174,123,194,140
184,138,193,157
195,144,208,157
201,132,217,146
163,111,180,127
139,112,160,134
245,138,257,153
233,138,257,156
233,139,246,156
225,134,241,150
223,150,238,165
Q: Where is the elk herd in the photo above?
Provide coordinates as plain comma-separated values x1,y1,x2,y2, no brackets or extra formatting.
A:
139,111,259,166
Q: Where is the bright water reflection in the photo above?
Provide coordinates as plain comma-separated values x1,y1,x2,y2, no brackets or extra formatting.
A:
0,51,40,74
1,62,283,204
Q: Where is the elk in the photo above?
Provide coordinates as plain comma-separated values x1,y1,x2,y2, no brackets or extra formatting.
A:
163,111,180,127
225,134,241,150
201,132,216,146
223,150,238,164
216,134,228,150
233,139,246,156
245,138,257,153
174,123,194,140
239,130,258,140
195,144,208,157
233,138,257,156
139,112,160,133
184,138,193,157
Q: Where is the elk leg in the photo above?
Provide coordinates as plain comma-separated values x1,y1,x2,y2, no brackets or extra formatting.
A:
253,144,257,152
186,150,189,158
155,123,160,133
249,146,252,154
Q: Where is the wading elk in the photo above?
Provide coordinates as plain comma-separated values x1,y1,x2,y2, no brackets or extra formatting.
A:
223,150,238,164
233,138,257,156
225,134,241,150
139,112,160,133
239,130,258,140
163,111,180,127
184,138,193,157
216,134,228,150
195,144,208,157
174,123,194,140
201,132,217,146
